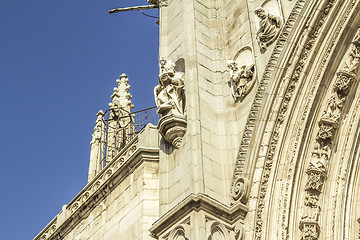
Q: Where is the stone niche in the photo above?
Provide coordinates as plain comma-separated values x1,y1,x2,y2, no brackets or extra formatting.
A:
227,46,256,102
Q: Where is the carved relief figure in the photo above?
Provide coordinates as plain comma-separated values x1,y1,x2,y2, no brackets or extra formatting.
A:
254,7,282,53
227,60,256,101
154,60,185,116
321,95,343,123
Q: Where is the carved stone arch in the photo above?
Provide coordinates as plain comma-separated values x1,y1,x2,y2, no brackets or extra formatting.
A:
207,221,230,240
231,0,360,239
232,46,255,65
174,58,185,74
328,108,360,240
168,224,190,240
260,0,283,20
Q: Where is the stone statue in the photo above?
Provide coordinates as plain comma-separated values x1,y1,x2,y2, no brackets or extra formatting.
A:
154,60,185,116
227,60,256,101
155,59,187,148
255,7,282,53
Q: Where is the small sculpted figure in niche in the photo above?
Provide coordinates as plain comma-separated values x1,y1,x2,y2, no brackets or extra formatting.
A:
154,60,185,116
344,33,360,74
255,7,282,53
321,95,344,123
227,60,255,101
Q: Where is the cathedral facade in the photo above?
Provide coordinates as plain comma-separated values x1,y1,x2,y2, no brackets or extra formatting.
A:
35,0,360,239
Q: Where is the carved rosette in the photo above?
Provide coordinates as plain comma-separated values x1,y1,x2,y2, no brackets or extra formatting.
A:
304,169,326,192
333,71,356,95
299,221,320,240
317,118,338,140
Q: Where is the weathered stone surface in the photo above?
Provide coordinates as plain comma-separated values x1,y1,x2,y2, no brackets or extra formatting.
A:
36,1,360,240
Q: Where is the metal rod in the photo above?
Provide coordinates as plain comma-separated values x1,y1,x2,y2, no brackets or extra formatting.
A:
109,4,159,14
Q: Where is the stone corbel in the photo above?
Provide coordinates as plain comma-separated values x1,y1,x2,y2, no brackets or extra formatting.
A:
157,113,187,148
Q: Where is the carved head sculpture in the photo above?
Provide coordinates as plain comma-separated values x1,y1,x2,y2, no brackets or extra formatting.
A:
254,7,267,20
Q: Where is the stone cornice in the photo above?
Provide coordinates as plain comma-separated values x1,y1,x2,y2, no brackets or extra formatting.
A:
149,193,248,238
34,130,159,240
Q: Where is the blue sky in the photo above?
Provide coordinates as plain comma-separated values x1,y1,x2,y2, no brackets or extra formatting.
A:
0,1,159,239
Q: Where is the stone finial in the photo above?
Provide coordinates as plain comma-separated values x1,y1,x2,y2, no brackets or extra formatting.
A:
90,110,105,145
88,109,106,182
109,74,134,112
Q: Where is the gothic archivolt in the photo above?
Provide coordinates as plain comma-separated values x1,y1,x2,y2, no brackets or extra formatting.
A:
231,0,360,239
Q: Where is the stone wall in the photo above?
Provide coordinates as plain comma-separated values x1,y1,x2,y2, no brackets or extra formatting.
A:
34,125,159,240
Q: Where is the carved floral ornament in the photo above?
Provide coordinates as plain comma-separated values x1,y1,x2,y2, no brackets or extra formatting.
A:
299,28,360,240
154,59,187,148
